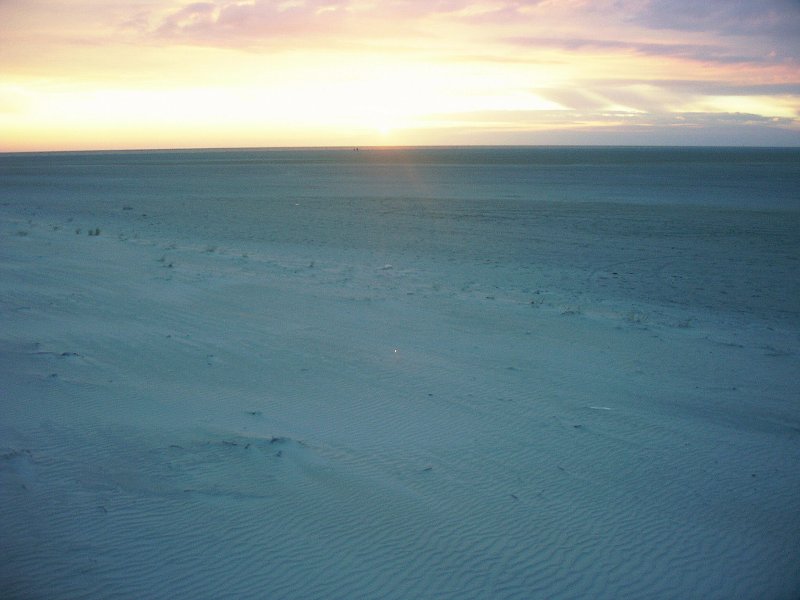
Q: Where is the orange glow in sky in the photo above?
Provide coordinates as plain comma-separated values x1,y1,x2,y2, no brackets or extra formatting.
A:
1,0,798,151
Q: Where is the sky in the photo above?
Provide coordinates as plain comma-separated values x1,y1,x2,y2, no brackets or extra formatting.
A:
1,0,799,151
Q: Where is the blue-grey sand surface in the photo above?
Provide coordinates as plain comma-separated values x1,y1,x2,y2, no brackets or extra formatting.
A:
1,147,799,598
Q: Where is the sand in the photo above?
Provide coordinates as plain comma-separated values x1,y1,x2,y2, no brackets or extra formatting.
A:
1,149,799,599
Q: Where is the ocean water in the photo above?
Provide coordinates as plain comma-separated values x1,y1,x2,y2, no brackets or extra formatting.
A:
2,146,799,328
3,146,799,210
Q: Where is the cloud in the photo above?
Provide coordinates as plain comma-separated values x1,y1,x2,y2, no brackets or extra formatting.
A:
536,84,670,113
150,0,358,45
533,77,800,118
630,0,800,36
414,108,800,151
496,1,800,71
412,106,800,147
147,0,495,45
144,1,623,48
629,0,800,63
505,36,783,66
593,80,800,97
139,0,800,71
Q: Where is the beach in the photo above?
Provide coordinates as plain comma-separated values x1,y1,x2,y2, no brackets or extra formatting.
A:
1,147,799,599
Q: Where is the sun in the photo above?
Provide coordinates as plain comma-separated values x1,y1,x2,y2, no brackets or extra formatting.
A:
365,112,399,138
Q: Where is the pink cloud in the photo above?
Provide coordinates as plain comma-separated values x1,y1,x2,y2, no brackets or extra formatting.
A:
157,2,218,35
146,0,552,47
151,1,364,44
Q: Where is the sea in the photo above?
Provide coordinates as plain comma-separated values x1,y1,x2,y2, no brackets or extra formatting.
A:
2,146,799,327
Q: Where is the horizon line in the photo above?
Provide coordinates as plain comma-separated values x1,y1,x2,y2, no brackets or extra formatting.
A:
3,142,800,156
